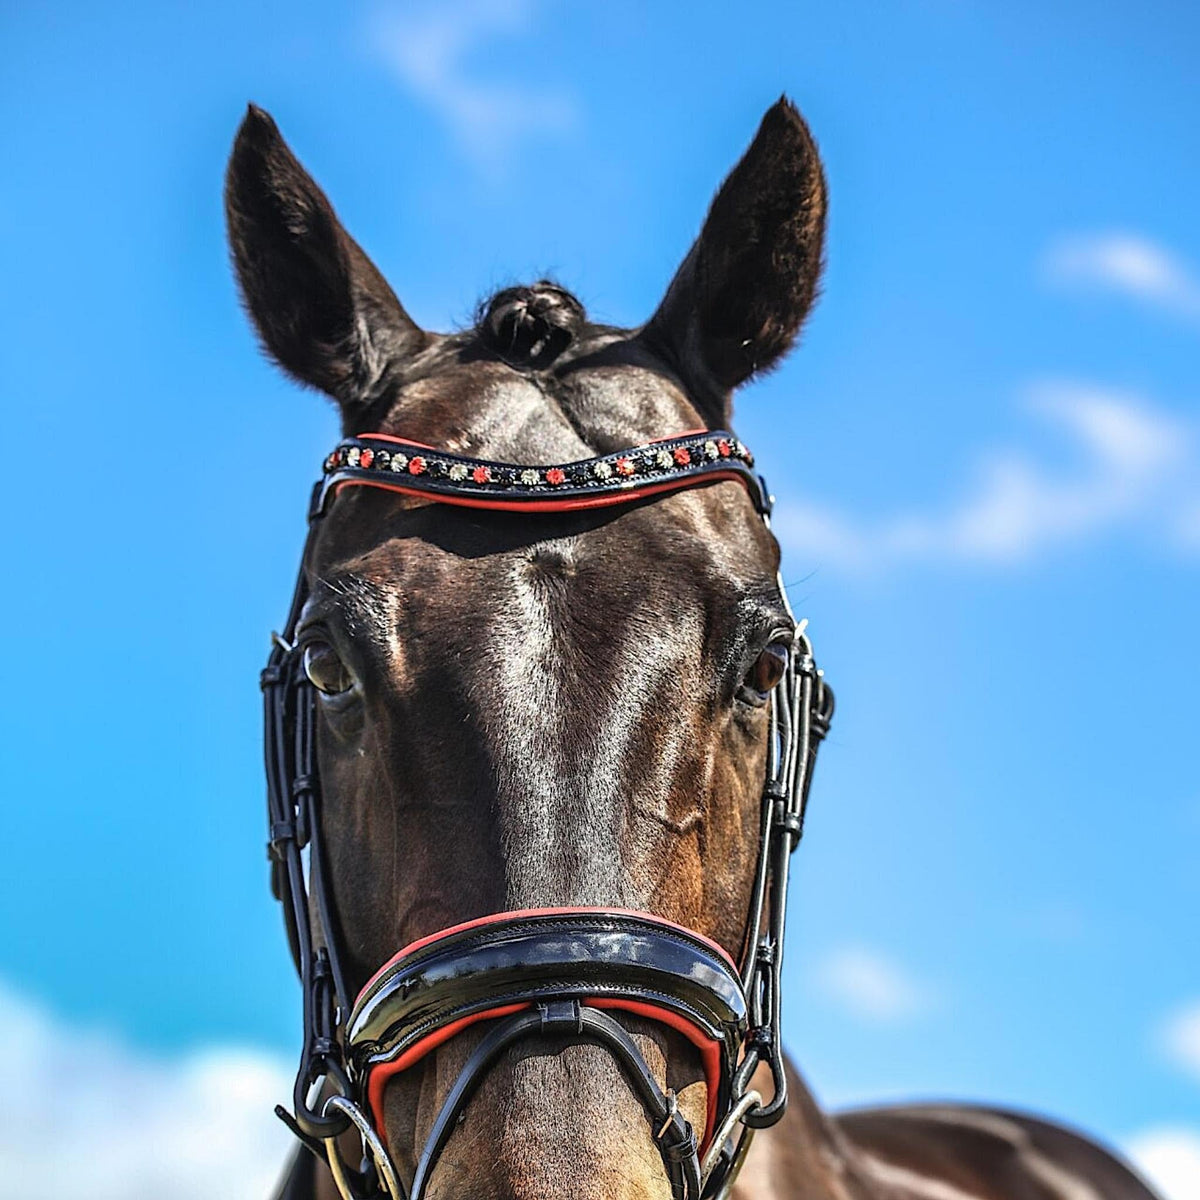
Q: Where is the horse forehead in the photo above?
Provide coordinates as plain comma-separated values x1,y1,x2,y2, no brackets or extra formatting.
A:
380,350,699,458
325,486,773,652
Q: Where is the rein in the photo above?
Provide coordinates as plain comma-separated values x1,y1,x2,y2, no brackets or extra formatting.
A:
262,429,834,1200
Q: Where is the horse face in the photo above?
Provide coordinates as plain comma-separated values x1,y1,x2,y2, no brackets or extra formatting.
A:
227,100,824,1200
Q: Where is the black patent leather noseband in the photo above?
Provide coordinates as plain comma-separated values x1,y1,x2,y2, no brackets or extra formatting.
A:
262,429,833,1200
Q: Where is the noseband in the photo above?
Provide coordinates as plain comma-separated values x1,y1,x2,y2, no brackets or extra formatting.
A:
262,429,834,1200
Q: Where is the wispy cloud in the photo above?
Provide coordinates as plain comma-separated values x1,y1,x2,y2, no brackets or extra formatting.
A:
815,946,935,1023
1159,1000,1200,1082
1126,1127,1200,1200
1043,232,1200,324
0,980,292,1199
368,0,575,173
776,382,1198,572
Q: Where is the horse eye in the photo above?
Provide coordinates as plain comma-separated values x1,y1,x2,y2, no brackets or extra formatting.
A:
739,641,790,706
302,641,353,696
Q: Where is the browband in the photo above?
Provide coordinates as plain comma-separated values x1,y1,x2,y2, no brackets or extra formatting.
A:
313,429,769,520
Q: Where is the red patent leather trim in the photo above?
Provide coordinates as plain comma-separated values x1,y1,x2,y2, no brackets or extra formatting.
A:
356,906,737,1005
331,470,753,514
366,1002,531,1146
364,997,721,1154
352,432,439,450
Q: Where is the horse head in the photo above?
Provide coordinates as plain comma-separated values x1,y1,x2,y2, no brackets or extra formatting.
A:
227,97,827,1200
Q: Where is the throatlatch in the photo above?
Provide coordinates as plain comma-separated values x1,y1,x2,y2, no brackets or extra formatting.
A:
262,429,834,1200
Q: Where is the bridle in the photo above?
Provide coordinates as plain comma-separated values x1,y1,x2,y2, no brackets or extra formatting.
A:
262,428,834,1200
264,429,834,1200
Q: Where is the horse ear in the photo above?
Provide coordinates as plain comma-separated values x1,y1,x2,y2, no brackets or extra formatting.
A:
224,105,426,418
641,97,827,425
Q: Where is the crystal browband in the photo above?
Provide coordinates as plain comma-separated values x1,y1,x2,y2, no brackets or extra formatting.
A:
312,429,769,519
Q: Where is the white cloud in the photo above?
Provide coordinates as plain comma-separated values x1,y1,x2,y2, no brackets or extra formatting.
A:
815,946,934,1023
776,382,1199,572
1043,232,1200,324
0,980,293,1200
1126,1127,1200,1200
1159,1001,1200,1082
368,0,575,173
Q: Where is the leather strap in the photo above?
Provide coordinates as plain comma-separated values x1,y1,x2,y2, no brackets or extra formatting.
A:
312,429,769,519
351,910,746,1046
347,909,747,1158
406,1002,701,1200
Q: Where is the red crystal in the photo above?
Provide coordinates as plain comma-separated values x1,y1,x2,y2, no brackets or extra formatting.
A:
359,448,374,469
408,456,426,475
615,457,635,476
546,468,566,485
472,465,492,484
673,447,691,466
717,439,731,457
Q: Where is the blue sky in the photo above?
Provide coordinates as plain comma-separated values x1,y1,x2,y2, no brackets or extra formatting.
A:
2,2,1198,1196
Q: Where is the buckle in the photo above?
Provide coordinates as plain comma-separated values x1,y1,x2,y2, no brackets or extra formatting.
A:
538,999,584,1035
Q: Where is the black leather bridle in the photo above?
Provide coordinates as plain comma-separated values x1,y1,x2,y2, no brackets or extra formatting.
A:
262,429,834,1200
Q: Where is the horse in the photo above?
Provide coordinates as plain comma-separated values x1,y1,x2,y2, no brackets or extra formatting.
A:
225,97,1160,1200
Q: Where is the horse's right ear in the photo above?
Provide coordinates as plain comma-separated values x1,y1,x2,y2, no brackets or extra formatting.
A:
224,105,426,418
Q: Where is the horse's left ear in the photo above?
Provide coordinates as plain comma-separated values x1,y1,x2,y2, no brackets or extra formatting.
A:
641,97,827,425
224,105,427,420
